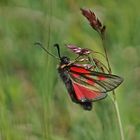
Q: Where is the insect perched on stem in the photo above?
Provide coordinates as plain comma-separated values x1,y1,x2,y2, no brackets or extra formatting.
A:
35,43,123,111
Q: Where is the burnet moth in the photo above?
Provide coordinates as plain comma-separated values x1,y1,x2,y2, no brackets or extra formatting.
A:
35,43,123,111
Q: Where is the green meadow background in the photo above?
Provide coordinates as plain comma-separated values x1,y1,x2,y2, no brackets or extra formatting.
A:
0,0,140,140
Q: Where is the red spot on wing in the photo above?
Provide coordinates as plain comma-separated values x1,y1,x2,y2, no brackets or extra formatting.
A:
98,76,106,80
70,66,90,74
84,74,95,85
72,82,101,101
71,73,80,78
71,73,95,85
87,78,95,85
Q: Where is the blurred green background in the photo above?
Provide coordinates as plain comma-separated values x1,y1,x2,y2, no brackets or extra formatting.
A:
0,0,140,140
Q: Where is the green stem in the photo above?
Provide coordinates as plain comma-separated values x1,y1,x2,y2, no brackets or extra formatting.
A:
113,93,124,140
42,0,53,139
101,33,125,140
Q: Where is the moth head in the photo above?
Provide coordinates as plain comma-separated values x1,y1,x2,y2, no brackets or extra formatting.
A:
60,56,70,64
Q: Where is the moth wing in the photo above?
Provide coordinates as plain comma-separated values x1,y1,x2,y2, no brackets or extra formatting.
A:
72,82,107,102
69,66,123,93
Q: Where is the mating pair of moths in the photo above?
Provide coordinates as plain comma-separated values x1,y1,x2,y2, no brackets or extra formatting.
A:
38,43,123,111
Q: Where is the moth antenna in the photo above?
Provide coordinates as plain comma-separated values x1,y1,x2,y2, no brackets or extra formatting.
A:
34,42,59,59
54,43,62,59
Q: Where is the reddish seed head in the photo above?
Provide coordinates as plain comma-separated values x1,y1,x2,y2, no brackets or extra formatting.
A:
66,44,91,55
80,8,106,35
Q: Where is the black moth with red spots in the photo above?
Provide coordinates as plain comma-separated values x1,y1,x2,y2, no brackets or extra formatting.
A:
55,44,123,110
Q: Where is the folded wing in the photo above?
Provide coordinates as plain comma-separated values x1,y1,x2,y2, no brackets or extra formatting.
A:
72,82,107,102
70,66,123,93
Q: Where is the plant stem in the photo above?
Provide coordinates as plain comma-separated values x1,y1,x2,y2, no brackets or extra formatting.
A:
42,0,53,139
113,92,124,140
101,33,125,140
